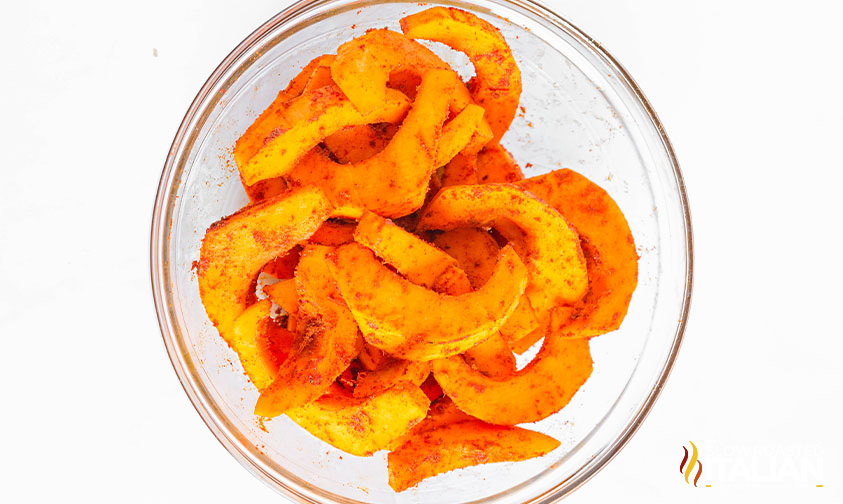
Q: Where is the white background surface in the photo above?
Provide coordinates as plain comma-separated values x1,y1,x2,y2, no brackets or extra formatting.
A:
1,0,841,502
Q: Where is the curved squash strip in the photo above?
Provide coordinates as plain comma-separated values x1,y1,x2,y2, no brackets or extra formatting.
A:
401,7,522,144
197,187,331,345
241,86,411,185
388,421,559,492
233,55,332,173
353,212,509,379
332,29,493,153
322,123,396,164
516,169,638,337
287,70,464,218
330,243,528,361
230,300,295,391
432,332,592,425
287,382,430,456
476,143,524,183
264,279,297,316
254,245,363,417
350,69,466,217
432,228,515,377
417,184,588,316
331,29,448,114
353,211,472,292
440,153,478,187
353,359,430,398
308,219,357,246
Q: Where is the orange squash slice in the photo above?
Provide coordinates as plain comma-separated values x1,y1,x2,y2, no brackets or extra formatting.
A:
418,184,588,318
329,243,528,361
254,245,363,417
388,420,559,491
432,332,592,425
401,7,521,144
516,169,638,337
197,187,331,346
287,382,430,456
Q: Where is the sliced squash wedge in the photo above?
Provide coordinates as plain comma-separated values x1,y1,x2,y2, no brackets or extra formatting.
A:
286,69,467,218
388,420,559,491
401,7,521,143
432,331,592,425
353,211,471,292
233,55,332,177
417,184,588,317
287,382,430,456
516,169,638,337
197,187,331,345
432,227,516,377
329,243,528,361
241,85,411,185
254,245,363,417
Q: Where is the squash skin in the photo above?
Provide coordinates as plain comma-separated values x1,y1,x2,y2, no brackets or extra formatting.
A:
254,245,363,417
516,169,638,337
387,420,559,492
287,382,430,456
401,7,521,144
197,187,332,347
329,243,528,361
418,184,588,318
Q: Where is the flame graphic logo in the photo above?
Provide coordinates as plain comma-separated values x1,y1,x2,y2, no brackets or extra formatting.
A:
679,441,703,487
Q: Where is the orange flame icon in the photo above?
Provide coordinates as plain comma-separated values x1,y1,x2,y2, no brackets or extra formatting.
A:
679,441,703,487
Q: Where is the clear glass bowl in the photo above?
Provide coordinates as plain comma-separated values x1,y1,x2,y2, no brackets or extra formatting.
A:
150,0,693,502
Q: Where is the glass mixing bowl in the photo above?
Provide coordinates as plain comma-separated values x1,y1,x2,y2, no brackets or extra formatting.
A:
150,0,692,501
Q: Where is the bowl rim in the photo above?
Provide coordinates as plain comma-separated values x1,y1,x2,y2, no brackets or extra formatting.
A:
150,0,694,501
